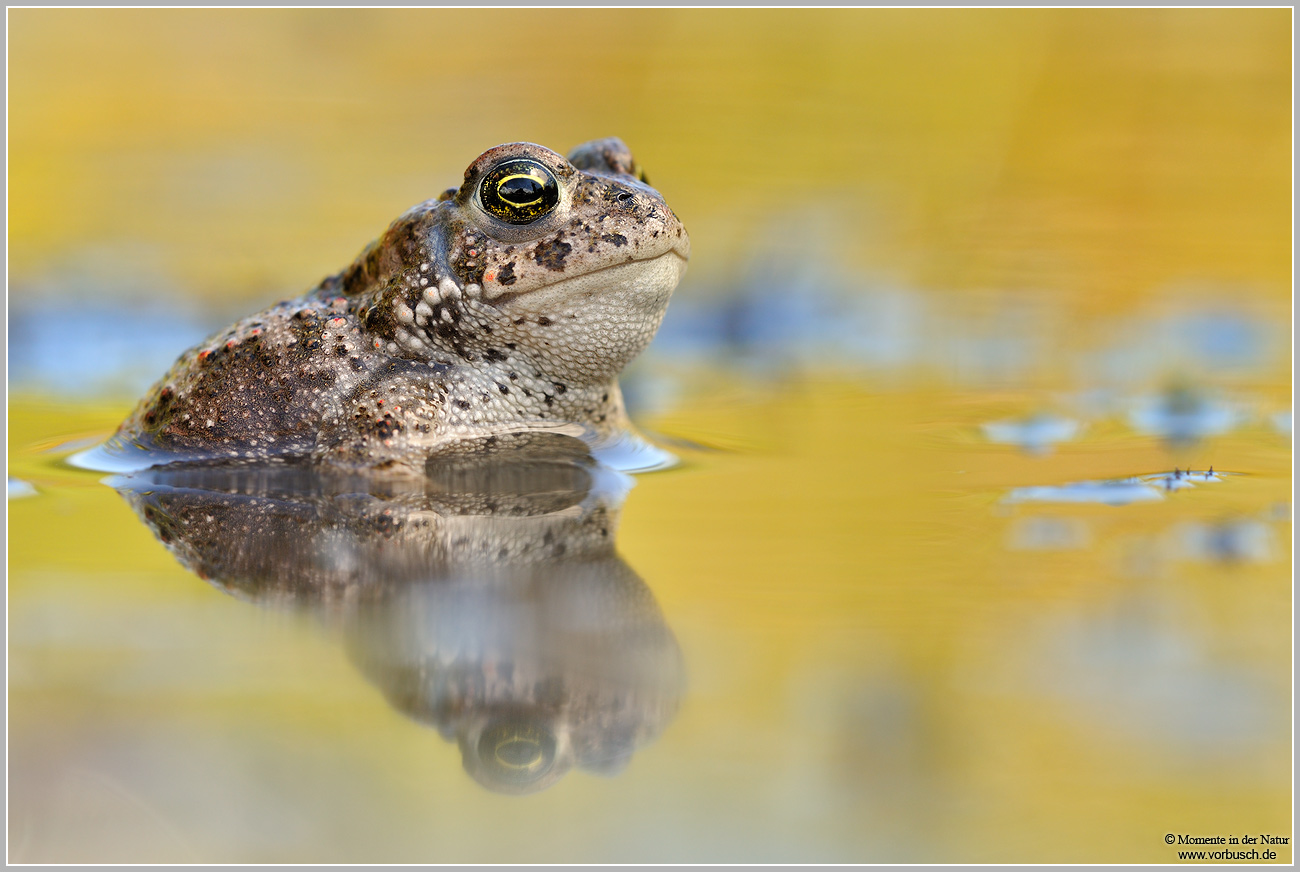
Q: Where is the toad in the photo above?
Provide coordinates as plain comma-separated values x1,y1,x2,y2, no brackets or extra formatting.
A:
111,138,689,469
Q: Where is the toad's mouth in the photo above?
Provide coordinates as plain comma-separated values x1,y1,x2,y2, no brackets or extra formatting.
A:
480,249,688,310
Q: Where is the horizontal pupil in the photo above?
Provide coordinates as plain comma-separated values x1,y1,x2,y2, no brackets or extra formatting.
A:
498,176,544,206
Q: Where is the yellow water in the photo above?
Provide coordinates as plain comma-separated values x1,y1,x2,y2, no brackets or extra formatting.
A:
7,8,1294,864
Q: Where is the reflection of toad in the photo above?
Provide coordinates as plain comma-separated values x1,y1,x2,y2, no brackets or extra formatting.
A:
113,432,684,794
111,139,689,469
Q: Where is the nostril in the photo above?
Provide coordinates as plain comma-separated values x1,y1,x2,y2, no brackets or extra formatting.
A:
616,191,635,204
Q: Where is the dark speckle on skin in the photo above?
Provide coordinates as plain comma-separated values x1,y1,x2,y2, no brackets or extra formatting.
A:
533,239,572,271
601,234,628,247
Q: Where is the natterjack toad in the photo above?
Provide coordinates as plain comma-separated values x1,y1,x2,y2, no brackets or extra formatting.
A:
108,138,689,470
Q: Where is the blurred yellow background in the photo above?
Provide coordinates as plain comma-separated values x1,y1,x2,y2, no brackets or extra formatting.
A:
10,8,1291,315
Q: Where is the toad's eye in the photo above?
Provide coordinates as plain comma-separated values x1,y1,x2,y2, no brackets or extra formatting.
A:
479,158,560,224
476,719,557,786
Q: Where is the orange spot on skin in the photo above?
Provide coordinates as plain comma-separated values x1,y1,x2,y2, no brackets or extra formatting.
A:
484,271,496,282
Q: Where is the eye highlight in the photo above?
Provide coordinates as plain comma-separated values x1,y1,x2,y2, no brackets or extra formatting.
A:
479,158,560,224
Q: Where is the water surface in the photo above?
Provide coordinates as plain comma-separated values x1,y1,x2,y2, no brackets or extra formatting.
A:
9,361,1291,862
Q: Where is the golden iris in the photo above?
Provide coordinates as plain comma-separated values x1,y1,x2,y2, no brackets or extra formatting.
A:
477,720,556,783
480,158,560,224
